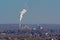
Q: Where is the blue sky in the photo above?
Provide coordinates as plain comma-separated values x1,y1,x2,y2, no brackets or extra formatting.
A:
0,0,60,24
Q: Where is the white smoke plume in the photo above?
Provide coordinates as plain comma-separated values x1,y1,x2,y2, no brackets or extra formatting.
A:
20,9,27,22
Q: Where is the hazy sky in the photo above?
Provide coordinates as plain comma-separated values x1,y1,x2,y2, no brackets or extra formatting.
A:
0,0,60,24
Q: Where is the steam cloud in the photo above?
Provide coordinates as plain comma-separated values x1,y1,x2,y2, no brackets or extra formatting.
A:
20,9,27,22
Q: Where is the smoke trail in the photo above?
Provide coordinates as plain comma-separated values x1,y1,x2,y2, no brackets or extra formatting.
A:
20,9,27,22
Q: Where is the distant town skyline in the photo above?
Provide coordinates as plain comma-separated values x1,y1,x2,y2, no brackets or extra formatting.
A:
0,0,60,24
